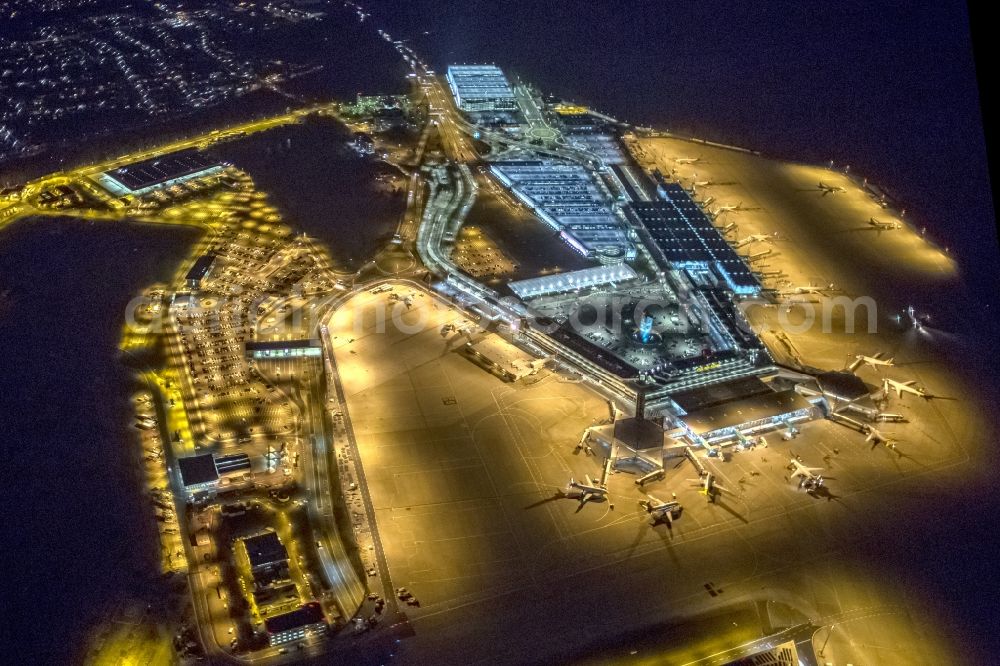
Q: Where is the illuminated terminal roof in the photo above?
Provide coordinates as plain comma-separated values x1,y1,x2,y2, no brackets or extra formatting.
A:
679,388,814,437
508,264,638,299
628,183,760,295
446,65,518,112
544,321,639,379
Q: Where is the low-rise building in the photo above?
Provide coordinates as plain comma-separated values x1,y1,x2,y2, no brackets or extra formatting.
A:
264,602,327,646
176,451,252,501
185,253,216,290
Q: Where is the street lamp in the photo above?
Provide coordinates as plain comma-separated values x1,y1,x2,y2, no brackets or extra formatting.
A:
818,623,837,657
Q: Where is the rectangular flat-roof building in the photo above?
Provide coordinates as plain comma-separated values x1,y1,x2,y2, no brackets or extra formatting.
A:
177,453,219,498
177,451,252,501
185,253,216,289
446,65,518,112
241,530,289,572
98,149,223,197
264,602,326,646
245,339,323,360
679,388,816,440
628,184,761,295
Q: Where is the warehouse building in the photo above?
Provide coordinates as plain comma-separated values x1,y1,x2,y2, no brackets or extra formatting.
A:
97,148,223,197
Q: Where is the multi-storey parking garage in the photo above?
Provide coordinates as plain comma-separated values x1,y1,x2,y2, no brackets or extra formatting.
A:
490,160,636,261
445,65,518,112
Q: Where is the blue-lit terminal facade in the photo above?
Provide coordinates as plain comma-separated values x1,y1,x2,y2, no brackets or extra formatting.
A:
508,264,638,299
627,185,761,296
445,65,518,112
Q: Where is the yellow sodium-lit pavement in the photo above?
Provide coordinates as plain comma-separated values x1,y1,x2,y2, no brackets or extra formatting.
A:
630,135,956,300
325,282,969,665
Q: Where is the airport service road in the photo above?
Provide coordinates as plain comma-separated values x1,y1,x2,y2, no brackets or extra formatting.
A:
325,285,966,665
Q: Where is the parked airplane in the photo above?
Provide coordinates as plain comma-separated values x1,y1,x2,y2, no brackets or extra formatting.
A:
789,459,824,489
781,284,833,296
818,181,846,195
639,496,682,526
882,377,927,399
690,472,729,502
716,201,759,213
862,425,899,450
868,217,900,231
849,352,895,372
734,233,776,249
565,475,607,507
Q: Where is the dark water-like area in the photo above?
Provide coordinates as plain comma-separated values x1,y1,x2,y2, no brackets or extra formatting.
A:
0,219,201,664
209,117,405,270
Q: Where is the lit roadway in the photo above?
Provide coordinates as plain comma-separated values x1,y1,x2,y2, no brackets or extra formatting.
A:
415,66,601,165
0,103,337,232
297,358,367,618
